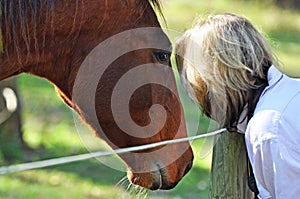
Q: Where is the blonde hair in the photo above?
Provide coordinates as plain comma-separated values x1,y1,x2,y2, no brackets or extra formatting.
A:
176,13,279,131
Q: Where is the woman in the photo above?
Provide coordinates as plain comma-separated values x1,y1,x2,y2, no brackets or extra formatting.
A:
175,13,300,199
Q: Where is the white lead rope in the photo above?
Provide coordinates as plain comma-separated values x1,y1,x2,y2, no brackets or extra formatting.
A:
0,128,227,175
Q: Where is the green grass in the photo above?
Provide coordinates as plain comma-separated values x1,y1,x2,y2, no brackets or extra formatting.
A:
1,0,300,198
0,168,126,199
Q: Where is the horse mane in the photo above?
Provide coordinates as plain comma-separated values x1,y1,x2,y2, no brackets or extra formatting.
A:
0,0,55,61
0,0,163,63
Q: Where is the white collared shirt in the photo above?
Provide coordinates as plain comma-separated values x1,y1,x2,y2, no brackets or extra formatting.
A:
245,66,300,199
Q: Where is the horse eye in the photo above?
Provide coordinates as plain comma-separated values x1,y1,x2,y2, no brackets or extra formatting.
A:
154,51,171,65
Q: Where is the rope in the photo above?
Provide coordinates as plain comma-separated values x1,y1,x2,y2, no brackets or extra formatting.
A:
0,128,226,175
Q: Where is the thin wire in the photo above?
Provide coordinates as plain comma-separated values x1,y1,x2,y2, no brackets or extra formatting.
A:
0,128,226,175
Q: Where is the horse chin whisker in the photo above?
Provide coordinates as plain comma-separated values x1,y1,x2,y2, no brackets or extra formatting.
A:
115,175,148,199
127,182,134,192
130,185,149,199
116,175,129,187
121,176,148,199
128,176,138,192
123,176,135,192
137,187,149,199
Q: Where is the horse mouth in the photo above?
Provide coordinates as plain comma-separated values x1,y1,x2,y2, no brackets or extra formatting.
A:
150,161,192,190
127,164,176,190
150,172,178,190
127,160,193,190
149,165,178,190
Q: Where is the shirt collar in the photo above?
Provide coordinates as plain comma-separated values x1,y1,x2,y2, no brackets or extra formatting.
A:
238,66,283,133
267,65,283,86
260,65,283,98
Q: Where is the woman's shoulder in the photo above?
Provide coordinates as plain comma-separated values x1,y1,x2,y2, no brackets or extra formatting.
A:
255,71,300,114
247,90,300,147
246,110,281,145
248,110,281,133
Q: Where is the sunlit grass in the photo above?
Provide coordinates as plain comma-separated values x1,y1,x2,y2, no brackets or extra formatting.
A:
0,170,127,199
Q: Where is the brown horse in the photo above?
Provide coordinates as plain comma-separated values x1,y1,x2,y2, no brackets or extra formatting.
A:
0,0,193,190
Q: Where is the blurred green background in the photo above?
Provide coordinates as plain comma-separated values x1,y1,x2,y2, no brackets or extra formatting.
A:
0,0,300,198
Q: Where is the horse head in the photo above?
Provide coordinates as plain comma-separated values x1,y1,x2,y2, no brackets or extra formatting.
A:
0,0,193,190
70,0,193,190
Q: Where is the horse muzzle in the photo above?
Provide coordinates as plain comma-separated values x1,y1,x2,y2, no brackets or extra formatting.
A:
126,146,194,190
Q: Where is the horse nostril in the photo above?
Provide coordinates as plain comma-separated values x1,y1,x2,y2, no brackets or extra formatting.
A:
184,161,193,176
149,182,160,191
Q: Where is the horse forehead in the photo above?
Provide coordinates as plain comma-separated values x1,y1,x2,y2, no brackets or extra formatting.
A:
131,28,171,49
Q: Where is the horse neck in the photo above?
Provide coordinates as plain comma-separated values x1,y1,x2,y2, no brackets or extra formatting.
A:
0,1,162,104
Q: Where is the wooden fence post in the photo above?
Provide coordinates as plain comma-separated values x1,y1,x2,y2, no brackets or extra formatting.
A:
210,131,254,199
